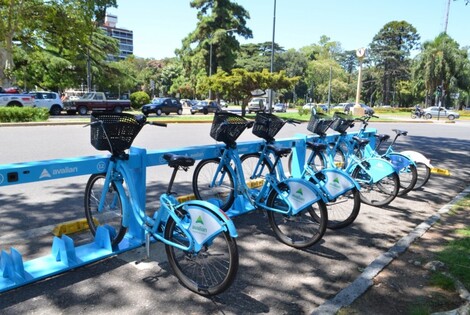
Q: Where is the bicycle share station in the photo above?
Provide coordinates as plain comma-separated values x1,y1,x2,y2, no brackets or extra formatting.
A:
0,117,379,294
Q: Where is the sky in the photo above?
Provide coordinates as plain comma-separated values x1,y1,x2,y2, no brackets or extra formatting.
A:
107,0,469,60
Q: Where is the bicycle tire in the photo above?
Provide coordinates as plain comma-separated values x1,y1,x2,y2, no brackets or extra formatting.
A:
164,205,239,296
240,153,273,182
84,173,127,246
266,184,328,248
324,186,361,229
332,144,347,169
192,158,235,211
287,146,326,175
414,162,431,189
351,166,399,207
397,163,418,196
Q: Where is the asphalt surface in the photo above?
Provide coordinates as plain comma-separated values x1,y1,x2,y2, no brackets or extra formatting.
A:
0,114,469,314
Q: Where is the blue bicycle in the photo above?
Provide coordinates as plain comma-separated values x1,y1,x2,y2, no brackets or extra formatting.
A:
84,112,239,296
303,112,400,207
192,112,328,249
245,112,361,230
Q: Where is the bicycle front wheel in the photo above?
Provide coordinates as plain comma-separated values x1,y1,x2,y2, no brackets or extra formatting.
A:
164,206,239,296
351,166,399,207
325,187,361,229
192,159,235,211
266,185,328,248
84,173,127,246
240,153,273,182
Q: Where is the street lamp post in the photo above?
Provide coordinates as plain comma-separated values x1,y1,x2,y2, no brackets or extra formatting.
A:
208,28,236,100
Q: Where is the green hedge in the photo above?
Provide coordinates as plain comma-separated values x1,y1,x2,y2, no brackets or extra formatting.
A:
0,107,49,122
130,91,150,109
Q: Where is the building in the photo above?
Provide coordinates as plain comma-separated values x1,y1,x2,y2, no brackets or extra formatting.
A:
101,14,133,60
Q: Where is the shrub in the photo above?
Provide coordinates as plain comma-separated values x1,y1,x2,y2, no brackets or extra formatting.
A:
0,107,49,122
130,91,150,109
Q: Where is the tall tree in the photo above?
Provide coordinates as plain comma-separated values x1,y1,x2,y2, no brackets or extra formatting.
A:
0,0,117,88
369,21,420,105
176,0,252,95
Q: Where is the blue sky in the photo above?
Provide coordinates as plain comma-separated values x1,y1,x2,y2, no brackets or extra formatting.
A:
107,0,469,59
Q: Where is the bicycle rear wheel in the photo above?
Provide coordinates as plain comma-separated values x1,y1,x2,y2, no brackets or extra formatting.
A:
84,173,127,246
164,205,239,296
351,166,399,207
325,187,361,229
397,163,418,196
266,185,327,248
193,158,235,211
414,162,431,189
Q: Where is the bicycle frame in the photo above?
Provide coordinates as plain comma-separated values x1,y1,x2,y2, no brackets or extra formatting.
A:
97,153,237,252
253,142,359,202
319,133,397,183
211,144,325,217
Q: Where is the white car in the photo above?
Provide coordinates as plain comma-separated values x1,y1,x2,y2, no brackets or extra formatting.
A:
423,106,460,120
31,91,63,115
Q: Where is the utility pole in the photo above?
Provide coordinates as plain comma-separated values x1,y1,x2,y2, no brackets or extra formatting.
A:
268,0,277,113
444,0,451,33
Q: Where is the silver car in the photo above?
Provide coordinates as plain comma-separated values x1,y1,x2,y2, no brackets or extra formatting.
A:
423,106,460,120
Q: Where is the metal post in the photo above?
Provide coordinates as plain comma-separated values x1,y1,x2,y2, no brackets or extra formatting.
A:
269,0,277,113
209,41,213,99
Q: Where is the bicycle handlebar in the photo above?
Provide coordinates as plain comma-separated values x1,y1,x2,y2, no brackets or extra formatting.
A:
148,121,167,127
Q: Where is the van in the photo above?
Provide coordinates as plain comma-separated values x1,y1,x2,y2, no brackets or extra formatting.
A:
248,97,266,113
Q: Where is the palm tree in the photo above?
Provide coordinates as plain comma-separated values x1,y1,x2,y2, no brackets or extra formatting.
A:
413,33,470,106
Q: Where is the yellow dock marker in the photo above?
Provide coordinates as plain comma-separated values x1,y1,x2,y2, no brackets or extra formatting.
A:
53,218,97,236
430,167,451,176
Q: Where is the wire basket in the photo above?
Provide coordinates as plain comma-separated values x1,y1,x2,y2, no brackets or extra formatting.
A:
90,112,146,153
330,112,354,134
252,112,286,141
307,112,333,135
210,112,248,144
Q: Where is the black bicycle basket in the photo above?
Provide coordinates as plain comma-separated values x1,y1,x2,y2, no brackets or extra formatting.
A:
307,112,333,135
330,112,354,133
252,112,286,141
210,112,248,144
90,112,146,153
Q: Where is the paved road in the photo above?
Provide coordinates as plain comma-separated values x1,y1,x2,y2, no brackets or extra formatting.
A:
0,120,469,314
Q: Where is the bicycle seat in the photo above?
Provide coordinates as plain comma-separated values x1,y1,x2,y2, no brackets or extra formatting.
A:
266,144,291,157
163,153,195,168
351,136,370,146
306,142,327,152
374,134,390,142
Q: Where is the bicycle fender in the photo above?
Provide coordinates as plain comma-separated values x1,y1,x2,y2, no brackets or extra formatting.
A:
362,157,397,182
182,200,238,239
280,178,324,215
401,150,433,168
320,168,359,198
387,152,415,171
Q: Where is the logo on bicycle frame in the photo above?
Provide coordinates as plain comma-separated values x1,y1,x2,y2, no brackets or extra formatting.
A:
192,215,208,234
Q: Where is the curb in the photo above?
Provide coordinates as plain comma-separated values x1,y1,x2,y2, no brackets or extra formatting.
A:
310,185,470,315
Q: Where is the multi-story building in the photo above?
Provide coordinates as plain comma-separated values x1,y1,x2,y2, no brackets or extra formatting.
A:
101,14,133,60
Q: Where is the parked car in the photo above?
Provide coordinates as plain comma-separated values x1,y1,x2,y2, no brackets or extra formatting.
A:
273,103,287,112
31,91,63,115
219,100,228,108
303,103,328,112
333,102,374,115
248,97,267,113
422,107,460,120
190,100,221,115
141,97,183,116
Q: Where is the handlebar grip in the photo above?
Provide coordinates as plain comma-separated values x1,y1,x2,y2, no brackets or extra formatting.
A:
246,121,254,129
